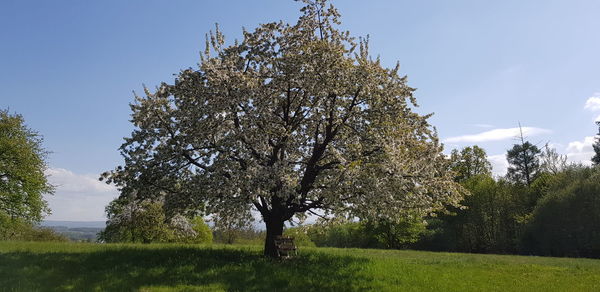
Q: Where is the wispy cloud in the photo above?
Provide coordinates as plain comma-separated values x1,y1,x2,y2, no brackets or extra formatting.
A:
584,93,600,111
444,127,551,143
44,168,118,221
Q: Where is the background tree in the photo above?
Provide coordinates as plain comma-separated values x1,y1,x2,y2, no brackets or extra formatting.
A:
102,0,464,257
417,175,519,253
99,197,212,244
506,128,541,186
211,211,255,245
592,121,600,165
364,216,426,249
304,217,371,248
100,199,172,243
0,110,52,226
539,144,567,174
449,145,492,182
522,165,600,258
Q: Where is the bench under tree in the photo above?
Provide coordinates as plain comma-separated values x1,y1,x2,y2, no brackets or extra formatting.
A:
274,236,297,258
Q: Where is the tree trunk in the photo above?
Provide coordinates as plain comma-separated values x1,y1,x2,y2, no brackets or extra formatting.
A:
263,215,285,258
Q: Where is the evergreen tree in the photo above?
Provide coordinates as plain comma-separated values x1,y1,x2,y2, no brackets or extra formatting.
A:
506,127,541,186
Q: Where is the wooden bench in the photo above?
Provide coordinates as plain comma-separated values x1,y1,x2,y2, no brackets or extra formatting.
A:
274,235,297,258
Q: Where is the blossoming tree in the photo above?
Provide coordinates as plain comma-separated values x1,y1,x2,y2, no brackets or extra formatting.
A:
102,0,464,257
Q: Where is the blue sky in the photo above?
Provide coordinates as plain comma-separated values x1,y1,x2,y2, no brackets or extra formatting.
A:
2,0,599,221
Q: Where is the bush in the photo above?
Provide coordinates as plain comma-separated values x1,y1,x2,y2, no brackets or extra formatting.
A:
184,216,213,244
307,221,370,248
0,215,67,242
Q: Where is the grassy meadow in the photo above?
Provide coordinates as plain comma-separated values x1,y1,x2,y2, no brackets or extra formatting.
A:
1,242,600,292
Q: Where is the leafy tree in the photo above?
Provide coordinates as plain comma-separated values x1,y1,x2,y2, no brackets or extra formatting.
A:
592,121,600,165
539,144,567,174
101,0,464,256
449,145,492,182
306,219,371,248
506,136,541,186
523,165,600,258
210,211,256,244
419,175,518,253
100,198,212,244
297,216,424,249
364,216,426,249
100,199,172,243
0,110,52,225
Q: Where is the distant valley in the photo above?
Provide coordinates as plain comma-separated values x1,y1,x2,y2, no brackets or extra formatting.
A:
40,221,106,242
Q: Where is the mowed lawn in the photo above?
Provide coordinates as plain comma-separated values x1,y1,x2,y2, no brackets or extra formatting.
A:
1,242,599,291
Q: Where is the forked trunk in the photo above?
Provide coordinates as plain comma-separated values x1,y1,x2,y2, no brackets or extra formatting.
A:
263,215,285,257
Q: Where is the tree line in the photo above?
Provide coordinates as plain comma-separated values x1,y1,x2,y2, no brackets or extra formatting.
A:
284,132,600,258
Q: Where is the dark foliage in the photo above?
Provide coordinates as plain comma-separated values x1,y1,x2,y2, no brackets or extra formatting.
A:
506,141,541,186
522,166,600,258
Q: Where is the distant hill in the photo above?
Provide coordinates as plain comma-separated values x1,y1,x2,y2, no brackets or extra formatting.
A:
41,220,106,228
40,221,105,242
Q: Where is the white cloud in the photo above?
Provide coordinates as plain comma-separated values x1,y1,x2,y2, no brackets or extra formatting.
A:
44,168,118,221
487,154,509,177
45,168,115,193
444,127,551,143
565,136,596,165
584,93,600,111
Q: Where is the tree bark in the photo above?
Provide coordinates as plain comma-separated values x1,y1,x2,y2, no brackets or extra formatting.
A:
263,214,285,258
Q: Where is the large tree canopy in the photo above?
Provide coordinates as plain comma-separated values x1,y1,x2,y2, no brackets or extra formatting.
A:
102,0,464,256
0,110,52,224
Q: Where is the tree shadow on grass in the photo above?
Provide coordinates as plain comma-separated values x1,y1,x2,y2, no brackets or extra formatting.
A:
0,246,373,291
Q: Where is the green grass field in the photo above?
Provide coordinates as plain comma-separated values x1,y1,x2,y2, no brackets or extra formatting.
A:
1,242,599,291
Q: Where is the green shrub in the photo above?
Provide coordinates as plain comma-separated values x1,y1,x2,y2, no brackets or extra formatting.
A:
365,217,426,249
307,221,370,248
185,217,213,244
0,214,67,242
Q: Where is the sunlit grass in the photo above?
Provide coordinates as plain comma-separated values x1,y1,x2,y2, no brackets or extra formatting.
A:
1,241,599,291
